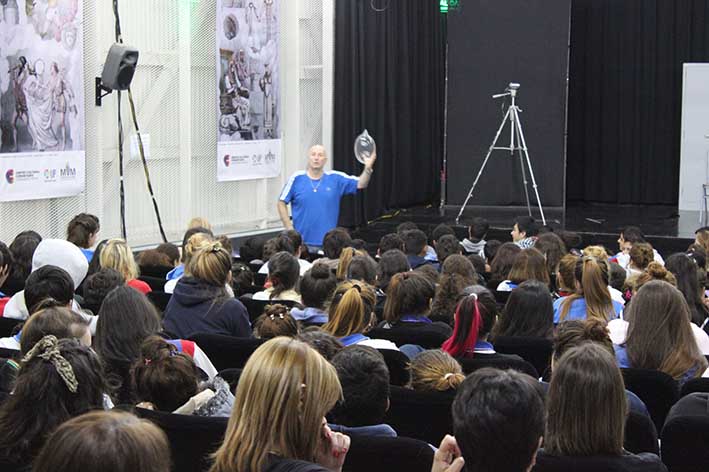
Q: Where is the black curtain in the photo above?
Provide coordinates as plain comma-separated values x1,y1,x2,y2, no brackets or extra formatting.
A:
334,0,445,227
567,0,709,205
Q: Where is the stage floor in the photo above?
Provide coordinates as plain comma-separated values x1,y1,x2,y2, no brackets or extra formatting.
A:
353,203,702,258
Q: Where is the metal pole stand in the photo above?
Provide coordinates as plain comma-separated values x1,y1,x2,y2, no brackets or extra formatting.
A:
455,83,546,226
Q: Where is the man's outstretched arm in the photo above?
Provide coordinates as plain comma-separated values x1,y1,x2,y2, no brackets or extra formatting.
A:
357,150,377,189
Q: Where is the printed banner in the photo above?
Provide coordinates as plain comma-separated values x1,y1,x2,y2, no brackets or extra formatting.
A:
217,0,281,182
0,0,85,202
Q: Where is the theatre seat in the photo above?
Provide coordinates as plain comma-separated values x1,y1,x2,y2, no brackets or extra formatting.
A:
384,385,455,445
368,326,448,349
661,393,709,472
187,333,264,371
0,317,22,338
493,335,553,378
377,348,410,386
621,368,679,434
344,435,434,472
134,407,228,472
457,355,539,378
679,377,709,398
624,410,659,455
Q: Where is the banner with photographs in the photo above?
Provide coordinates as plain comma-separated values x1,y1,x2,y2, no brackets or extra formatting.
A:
216,0,281,182
0,0,85,202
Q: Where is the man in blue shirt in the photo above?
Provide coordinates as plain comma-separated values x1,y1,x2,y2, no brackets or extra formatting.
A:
277,144,376,249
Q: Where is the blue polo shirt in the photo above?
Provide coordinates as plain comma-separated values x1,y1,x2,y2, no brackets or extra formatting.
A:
280,171,359,246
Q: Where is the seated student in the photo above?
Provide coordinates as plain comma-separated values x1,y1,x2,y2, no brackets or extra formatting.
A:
435,234,463,267
0,303,91,400
609,262,627,296
461,217,489,257
582,245,626,305
555,254,578,298
409,349,465,393
132,337,234,417
537,343,666,471
402,229,439,270
165,226,215,285
0,264,76,348
164,241,250,339
511,216,539,249
626,242,654,279
553,256,623,324
156,242,180,268
347,254,378,286
253,304,300,339
534,232,567,287
450,368,544,472
258,234,312,276
316,228,352,270
487,242,521,290
210,338,351,472
136,249,173,272
323,281,398,350
442,286,517,361
3,231,41,297
100,239,151,295
377,233,404,256
397,221,438,263
297,327,344,361
66,213,100,262
613,281,709,385
376,249,410,295
96,286,219,404
550,320,649,418
0,336,108,470
3,238,88,320
81,268,124,315
467,254,487,286
496,248,550,292
335,247,369,281
379,272,452,338
329,346,397,438
491,280,554,340
430,255,477,326
0,265,88,348
613,226,665,270
665,253,709,327
33,410,170,472
291,264,337,325
253,251,302,303
431,223,456,249
188,216,213,232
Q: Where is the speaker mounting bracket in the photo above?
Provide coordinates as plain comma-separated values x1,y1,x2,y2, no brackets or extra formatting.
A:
95,77,114,107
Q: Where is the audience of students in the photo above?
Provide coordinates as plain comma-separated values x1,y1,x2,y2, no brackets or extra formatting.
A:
2,212,705,472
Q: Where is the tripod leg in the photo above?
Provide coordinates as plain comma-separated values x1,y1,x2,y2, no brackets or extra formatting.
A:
455,107,512,224
513,108,532,216
514,110,546,226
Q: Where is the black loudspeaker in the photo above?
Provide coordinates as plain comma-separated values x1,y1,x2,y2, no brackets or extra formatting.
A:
95,43,139,106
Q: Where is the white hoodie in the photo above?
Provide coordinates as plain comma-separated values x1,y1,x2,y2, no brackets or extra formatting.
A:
3,239,89,321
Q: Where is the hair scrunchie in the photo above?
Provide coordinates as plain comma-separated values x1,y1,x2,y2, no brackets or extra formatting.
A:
22,335,78,393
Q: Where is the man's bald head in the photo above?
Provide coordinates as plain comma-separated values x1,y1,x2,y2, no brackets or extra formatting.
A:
307,145,328,172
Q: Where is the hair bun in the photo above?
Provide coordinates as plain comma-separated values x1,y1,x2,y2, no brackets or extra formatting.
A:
583,320,610,343
645,261,667,278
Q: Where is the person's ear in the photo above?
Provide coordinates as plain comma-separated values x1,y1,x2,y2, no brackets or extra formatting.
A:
386,397,390,412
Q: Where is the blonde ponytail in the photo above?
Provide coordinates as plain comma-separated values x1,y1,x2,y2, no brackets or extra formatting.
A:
188,241,231,287
409,350,464,393
322,282,376,338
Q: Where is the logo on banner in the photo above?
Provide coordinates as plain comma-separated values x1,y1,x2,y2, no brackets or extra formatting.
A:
44,169,57,182
223,155,231,167
60,163,76,180
5,169,14,184
265,150,276,164
252,154,263,166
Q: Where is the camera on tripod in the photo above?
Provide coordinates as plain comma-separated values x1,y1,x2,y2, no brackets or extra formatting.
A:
507,83,520,91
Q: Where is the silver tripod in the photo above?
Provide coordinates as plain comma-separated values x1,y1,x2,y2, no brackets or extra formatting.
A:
455,83,546,226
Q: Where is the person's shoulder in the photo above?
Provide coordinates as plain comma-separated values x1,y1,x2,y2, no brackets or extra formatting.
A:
327,170,358,181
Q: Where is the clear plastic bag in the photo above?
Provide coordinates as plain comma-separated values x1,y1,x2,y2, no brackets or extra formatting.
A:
354,129,376,164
